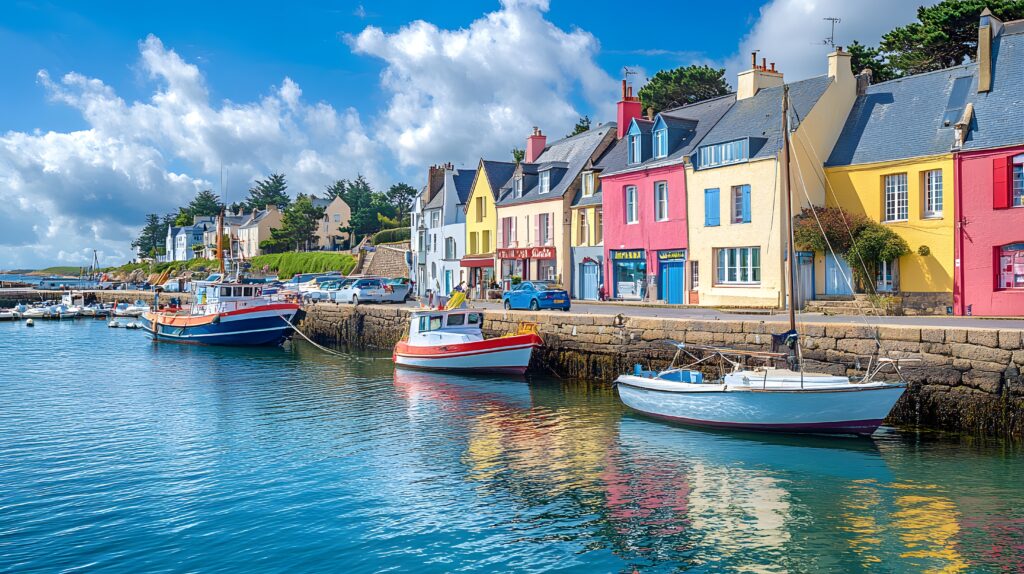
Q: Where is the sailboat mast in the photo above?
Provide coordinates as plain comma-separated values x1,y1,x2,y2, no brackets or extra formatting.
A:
216,210,225,275
780,85,797,332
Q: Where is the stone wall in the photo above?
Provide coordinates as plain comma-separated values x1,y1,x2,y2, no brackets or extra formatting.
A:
298,302,1024,438
0,290,191,308
901,292,954,316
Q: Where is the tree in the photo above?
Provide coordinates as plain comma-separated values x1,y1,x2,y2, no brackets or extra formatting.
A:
567,116,591,137
638,65,731,114
132,214,165,257
261,194,326,253
173,208,192,227
245,173,290,210
793,206,870,256
187,190,224,218
511,148,525,163
385,183,417,220
847,223,911,292
847,41,897,83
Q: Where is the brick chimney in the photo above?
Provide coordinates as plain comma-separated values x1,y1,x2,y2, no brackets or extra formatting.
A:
426,164,446,202
978,8,1003,93
616,79,642,139
856,68,873,96
525,127,547,163
737,52,784,100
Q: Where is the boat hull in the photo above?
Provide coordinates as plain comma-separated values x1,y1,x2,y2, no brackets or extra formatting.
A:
140,305,299,346
393,334,542,374
616,377,906,435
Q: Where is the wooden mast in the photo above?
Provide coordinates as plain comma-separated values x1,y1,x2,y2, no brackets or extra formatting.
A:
216,210,225,275
781,85,797,332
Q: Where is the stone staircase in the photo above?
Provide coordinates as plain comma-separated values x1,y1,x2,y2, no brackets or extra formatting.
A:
803,294,894,316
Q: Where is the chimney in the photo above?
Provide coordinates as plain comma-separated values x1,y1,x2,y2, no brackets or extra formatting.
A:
827,47,853,84
977,8,1003,93
616,79,643,139
737,51,784,100
525,127,547,163
856,68,873,96
427,164,445,202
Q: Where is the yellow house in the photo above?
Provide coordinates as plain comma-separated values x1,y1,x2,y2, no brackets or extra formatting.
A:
685,50,856,308
569,167,604,299
821,65,972,313
462,159,517,294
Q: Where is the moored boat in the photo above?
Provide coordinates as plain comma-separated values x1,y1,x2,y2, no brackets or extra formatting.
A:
393,308,542,374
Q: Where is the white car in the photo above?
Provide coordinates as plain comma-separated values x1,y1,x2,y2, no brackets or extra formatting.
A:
336,278,389,304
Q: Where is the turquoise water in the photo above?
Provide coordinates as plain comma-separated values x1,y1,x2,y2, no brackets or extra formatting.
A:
2,320,1023,573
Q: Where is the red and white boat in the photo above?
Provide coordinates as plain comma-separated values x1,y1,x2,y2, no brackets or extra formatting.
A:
393,309,542,374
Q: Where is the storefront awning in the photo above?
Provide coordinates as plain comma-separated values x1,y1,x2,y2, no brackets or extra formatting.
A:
460,256,495,268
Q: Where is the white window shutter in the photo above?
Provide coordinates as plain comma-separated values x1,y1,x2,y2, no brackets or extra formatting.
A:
497,218,504,249
533,215,540,247
547,212,553,245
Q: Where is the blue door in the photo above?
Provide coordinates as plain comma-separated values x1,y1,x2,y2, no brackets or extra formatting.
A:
581,263,599,300
825,253,854,295
444,270,452,295
660,261,685,304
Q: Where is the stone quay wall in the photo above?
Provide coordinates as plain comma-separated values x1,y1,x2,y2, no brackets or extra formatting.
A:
0,289,191,308
298,302,1024,439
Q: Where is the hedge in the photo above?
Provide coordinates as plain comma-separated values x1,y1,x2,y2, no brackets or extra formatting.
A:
372,227,411,245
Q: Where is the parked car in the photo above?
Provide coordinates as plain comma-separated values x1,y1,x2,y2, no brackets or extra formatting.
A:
502,281,570,311
382,278,413,303
303,280,343,302
336,278,389,305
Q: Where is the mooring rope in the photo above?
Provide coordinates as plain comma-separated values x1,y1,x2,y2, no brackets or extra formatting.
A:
278,313,392,360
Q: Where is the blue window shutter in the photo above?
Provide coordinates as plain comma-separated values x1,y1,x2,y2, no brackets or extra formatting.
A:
705,189,719,226
742,185,751,223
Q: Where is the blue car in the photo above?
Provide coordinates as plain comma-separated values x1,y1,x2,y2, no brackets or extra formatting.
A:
502,281,570,311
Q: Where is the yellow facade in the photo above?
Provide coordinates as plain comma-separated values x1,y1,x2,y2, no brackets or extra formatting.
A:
823,154,954,294
465,164,498,258
570,204,602,248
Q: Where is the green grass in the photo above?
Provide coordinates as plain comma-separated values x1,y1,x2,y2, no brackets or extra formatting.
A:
250,252,356,279
32,266,84,275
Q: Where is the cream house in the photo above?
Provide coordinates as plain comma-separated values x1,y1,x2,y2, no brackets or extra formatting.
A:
236,206,282,259
312,196,352,250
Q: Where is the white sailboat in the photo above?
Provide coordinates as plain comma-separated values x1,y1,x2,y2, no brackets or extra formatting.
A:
615,86,909,436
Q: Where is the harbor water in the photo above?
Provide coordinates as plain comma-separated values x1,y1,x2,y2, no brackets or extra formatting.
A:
2,320,1023,573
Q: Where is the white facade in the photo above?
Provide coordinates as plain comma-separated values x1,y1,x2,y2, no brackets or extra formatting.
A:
416,166,470,297
411,186,427,295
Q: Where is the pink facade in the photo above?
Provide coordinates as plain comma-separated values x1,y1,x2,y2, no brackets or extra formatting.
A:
954,144,1024,316
602,165,689,301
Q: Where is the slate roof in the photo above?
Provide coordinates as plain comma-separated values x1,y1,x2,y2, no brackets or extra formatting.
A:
599,93,736,176
826,65,977,167
572,188,603,208
311,197,332,209
496,124,615,207
452,169,477,204
963,20,1024,152
423,188,445,210
480,161,517,197
700,74,833,163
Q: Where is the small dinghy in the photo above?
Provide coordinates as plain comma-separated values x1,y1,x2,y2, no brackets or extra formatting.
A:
25,318,34,327
393,307,542,375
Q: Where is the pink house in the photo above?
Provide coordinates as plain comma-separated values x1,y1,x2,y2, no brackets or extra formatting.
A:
597,83,734,303
953,12,1024,316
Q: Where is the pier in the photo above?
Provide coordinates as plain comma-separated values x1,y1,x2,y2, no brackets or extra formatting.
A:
299,302,1024,438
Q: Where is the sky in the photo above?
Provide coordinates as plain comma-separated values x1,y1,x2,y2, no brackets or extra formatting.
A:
0,0,925,268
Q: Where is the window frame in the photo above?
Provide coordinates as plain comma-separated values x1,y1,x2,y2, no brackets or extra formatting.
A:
654,181,669,221
731,184,751,224
629,134,642,165
923,169,943,218
653,129,667,159
998,242,1024,290
698,139,749,169
514,177,523,198
625,186,639,224
714,247,761,286
595,209,603,244
1013,155,1024,208
539,170,551,194
883,173,909,223
690,260,699,289
582,171,595,197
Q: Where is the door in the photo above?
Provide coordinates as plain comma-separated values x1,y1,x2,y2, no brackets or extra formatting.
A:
581,263,599,300
825,253,854,295
444,270,452,295
795,251,814,309
659,261,685,304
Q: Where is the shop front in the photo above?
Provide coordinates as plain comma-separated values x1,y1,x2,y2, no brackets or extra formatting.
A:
497,246,557,289
656,249,687,305
460,255,496,299
610,249,646,300
571,247,603,300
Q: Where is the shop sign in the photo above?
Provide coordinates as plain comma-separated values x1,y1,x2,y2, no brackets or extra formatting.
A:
657,249,687,261
612,249,645,261
497,246,557,260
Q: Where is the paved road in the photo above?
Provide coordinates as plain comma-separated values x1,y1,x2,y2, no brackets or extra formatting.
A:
407,299,1024,330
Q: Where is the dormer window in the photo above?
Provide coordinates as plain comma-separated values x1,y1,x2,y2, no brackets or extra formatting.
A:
698,139,749,169
582,171,595,197
539,171,551,194
653,128,667,159
514,177,523,198
628,134,642,165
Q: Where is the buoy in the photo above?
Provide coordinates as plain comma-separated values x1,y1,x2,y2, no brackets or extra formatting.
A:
25,318,34,327
108,320,120,328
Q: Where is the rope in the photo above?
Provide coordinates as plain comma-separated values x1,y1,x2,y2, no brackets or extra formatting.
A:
277,314,357,357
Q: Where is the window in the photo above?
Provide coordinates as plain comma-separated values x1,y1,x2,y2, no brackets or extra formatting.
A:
469,233,478,255
333,214,341,222
481,230,491,253
625,186,638,223
417,231,426,252
999,243,1024,289
732,185,751,224
704,188,720,226
595,209,603,244
514,177,523,198
540,171,551,194
475,197,484,222
430,211,441,228
501,217,515,248
690,260,699,289
582,172,595,197
467,313,481,325
446,314,465,327
715,247,761,285
538,213,552,245
445,237,456,259
654,129,667,158
876,260,895,292
923,170,943,218
578,210,589,244
1014,157,1024,207
654,182,668,221
698,139,749,169
418,315,444,332
432,234,437,252
629,134,642,164
883,173,908,222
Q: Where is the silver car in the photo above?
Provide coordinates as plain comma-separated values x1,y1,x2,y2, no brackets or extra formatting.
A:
337,278,388,304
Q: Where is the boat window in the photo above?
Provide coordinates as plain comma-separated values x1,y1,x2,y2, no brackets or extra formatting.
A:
447,314,466,326
417,315,446,332
467,313,481,325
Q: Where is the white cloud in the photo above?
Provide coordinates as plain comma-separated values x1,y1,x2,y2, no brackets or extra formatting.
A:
0,34,383,268
724,0,920,84
346,0,616,169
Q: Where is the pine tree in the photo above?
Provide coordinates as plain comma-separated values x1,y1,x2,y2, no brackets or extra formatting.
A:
245,173,290,210
638,65,731,114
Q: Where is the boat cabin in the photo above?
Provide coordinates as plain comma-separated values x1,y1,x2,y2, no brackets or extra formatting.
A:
407,309,485,345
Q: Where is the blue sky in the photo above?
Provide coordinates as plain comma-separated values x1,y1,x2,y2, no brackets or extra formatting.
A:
0,0,921,267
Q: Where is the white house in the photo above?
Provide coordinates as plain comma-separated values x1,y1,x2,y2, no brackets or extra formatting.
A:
415,163,476,297
410,185,427,293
